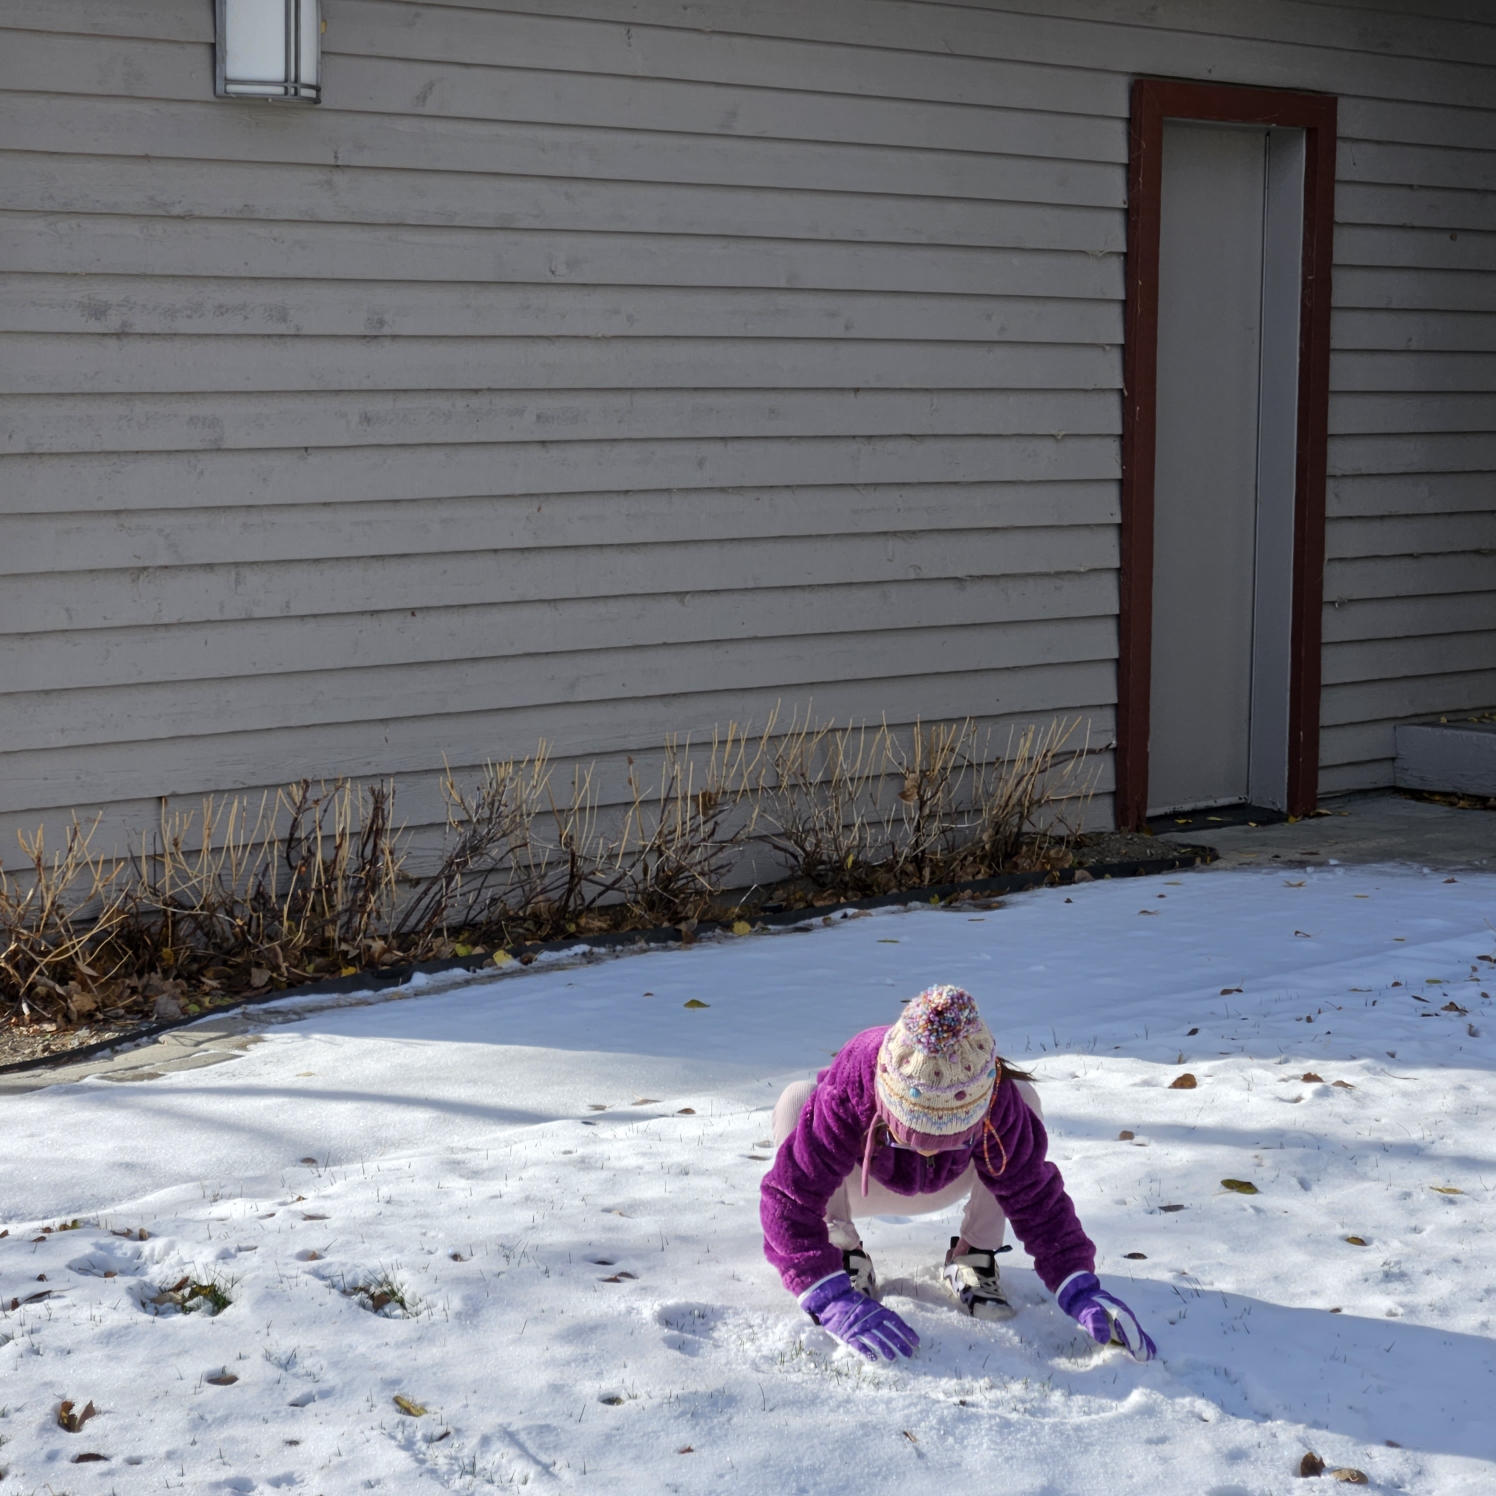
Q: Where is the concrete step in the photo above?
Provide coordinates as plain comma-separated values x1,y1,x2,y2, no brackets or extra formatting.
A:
1395,721,1496,798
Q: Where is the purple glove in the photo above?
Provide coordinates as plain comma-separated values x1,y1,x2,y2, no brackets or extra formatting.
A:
799,1272,919,1362
1057,1272,1157,1362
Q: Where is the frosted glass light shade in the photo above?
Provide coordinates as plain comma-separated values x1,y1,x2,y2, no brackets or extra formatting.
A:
216,0,321,102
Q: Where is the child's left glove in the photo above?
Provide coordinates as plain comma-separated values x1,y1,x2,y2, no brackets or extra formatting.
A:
1057,1271,1157,1362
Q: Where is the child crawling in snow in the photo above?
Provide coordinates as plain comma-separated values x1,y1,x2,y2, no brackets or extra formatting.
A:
761,984,1157,1363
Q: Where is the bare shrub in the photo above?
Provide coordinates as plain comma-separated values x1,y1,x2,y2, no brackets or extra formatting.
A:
964,718,1098,876
0,819,132,1016
759,713,1098,895
758,712,887,897
617,724,765,926
1,714,1100,1027
127,779,405,984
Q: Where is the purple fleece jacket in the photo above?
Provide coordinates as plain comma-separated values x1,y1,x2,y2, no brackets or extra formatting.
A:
761,1027,1096,1296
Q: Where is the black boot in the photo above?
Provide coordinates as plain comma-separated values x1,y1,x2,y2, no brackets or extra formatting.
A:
842,1247,879,1298
943,1236,1015,1320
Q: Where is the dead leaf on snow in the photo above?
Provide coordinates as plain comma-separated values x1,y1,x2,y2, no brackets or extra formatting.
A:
1302,1072,1325,1083
1299,1450,1326,1477
683,999,710,1008
1124,1252,1147,1260
1344,1236,1369,1247
394,1395,427,1417
1169,1073,1198,1089
1118,1130,1136,1141
600,1272,638,1283
1221,1179,1259,1195
1331,1470,1369,1484
72,1452,109,1463
1158,1204,1186,1213
57,1400,98,1433
676,1107,696,1115
1430,1186,1464,1195
206,1374,238,1386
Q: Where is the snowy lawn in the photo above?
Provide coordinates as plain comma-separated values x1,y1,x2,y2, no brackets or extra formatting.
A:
2,863,1495,1495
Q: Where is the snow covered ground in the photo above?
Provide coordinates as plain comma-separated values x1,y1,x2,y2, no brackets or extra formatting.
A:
2,862,1494,1495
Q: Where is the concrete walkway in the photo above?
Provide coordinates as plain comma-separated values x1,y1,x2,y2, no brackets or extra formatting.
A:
1157,789,1494,872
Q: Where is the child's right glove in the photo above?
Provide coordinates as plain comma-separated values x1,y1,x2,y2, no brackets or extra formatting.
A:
1057,1271,1157,1362
798,1272,920,1362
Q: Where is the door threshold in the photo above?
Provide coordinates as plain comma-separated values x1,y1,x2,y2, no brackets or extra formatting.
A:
1146,803,1289,835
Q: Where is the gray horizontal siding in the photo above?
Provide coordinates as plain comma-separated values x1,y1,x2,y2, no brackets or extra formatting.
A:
1,0,1492,855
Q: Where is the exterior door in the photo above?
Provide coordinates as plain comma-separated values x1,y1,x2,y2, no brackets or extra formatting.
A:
1146,120,1305,816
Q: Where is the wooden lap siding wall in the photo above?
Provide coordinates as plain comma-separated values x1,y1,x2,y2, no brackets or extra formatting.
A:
0,0,1492,856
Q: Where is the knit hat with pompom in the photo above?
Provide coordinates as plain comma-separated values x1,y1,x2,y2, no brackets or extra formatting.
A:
874,985,998,1149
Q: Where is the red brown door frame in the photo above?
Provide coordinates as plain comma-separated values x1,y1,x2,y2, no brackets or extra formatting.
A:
1116,78,1336,829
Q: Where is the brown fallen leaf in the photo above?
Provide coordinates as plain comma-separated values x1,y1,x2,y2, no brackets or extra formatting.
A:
368,1292,393,1311
1220,986,1243,995
58,1399,98,1433
1300,1450,1326,1477
73,1451,109,1462
633,1098,660,1105
902,1429,918,1443
1345,1236,1369,1246
1138,909,1159,916
1159,1204,1186,1213
1186,1026,1199,1036
1295,930,1312,938
1221,1179,1259,1195
393,1395,427,1417
677,1445,695,1454
1302,1072,1325,1083
206,1374,238,1386
1332,1080,1356,1090
300,1212,329,1221
587,1104,608,1111
1169,1073,1198,1090
1330,1470,1369,1485
299,1157,318,1165
600,1272,638,1283
676,1107,696,1115
1430,1185,1464,1195
1118,1130,1136,1141
1123,1252,1147,1260
1441,1001,1468,1014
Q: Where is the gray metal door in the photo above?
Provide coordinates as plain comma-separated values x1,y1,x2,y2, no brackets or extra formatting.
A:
1147,121,1304,816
